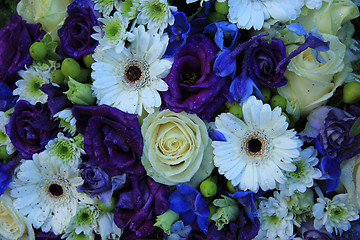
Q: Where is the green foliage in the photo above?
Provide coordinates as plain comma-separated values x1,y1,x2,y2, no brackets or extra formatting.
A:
0,0,19,29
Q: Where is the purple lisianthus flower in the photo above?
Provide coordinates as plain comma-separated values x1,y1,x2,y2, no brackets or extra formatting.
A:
5,100,59,159
0,163,11,195
0,14,44,83
169,183,210,234
161,34,231,121
114,176,170,239
72,104,145,177
0,82,17,111
78,162,126,206
58,0,99,59
40,84,72,117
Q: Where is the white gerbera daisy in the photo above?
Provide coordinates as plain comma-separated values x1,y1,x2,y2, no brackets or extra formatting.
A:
0,112,15,155
43,132,85,167
119,0,140,20
92,0,121,16
279,146,322,196
228,0,304,30
13,66,52,104
313,194,359,235
91,25,172,115
92,11,133,53
53,108,77,136
255,191,294,240
137,0,177,33
9,153,92,235
212,96,303,192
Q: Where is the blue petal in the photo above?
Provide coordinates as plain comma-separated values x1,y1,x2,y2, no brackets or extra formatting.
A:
230,75,255,103
208,128,227,142
311,49,327,64
197,216,209,234
181,210,196,225
169,191,193,213
214,49,237,78
286,23,307,36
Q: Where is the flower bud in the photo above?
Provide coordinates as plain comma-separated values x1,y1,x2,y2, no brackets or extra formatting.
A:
228,103,243,118
211,195,240,230
64,77,96,105
154,210,179,234
343,81,360,103
270,95,287,110
98,197,116,212
200,176,218,197
29,42,47,60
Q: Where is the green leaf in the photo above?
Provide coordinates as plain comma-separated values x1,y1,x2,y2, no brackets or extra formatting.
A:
349,117,360,137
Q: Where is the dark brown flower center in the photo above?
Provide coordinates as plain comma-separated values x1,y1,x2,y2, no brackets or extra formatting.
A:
48,183,64,197
248,138,262,153
125,65,142,82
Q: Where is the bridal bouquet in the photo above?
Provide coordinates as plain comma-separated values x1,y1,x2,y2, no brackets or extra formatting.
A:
1,0,360,239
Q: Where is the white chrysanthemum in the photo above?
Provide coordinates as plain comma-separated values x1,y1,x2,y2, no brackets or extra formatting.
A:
313,194,359,235
13,66,52,104
43,132,84,167
92,0,121,16
255,191,294,240
228,0,304,30
92,11,133,53
62,204,99,238
91,25,172,115
9,153,93,235
186,0,210,6
119,0,140,20
212,96,303,192
0,112,15,155
279,146,322,196
137,0,177,33
305,0,330,9
53,108,77,136
96,212,123,240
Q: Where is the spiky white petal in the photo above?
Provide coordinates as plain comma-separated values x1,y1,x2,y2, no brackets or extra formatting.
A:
0,112,15,155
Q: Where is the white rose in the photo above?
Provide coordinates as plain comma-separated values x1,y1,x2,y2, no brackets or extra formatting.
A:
17,0,72,40
339,154,360,210
141,110,214,187
0,190,35,240
278,33,351,116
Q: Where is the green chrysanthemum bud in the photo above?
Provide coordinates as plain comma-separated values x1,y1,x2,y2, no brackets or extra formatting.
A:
154,210,179,235
343,81,360,103
29,42,47,60
211,195,240,230
64,77,96,105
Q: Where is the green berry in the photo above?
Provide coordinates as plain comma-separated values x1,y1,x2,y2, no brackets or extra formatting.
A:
83,54,95,69
215,0,229,15
61,58,81,79
200,178,217,197
0,145,14,162
208,12,227,24
343,81,360,103
260,86,272,103
98,197,116,212
76,68,91,83
270,95,287,110
51,69,65,85
29,42,47,60
208,204,217,221
229,104,243,118
226,180,236,194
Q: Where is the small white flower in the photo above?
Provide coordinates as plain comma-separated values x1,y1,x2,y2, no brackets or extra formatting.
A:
305,0,330,9
279,146,322,195
137,0,177,33
228,0,304,30
13,66,52,104
92,11,133,53
92,0,121,16
255,191,294,240
97,212,123,240
43,132,85,167
0,112,15,155
119,0,140,20
313,194,359,235
92,25,172,115
9,153,93,235
53,108,77,136
212,96,303,193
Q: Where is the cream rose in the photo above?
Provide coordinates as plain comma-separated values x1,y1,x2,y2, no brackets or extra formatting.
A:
0,190,34,240
339,154,360,210
141,110,214,187
17,0,72,40
278,33,351,116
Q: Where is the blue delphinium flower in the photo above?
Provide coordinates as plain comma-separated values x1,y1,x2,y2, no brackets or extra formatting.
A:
169,183,210,234
167,220,192,240
164,11,191,58
0,162,11,195
203,21,239,51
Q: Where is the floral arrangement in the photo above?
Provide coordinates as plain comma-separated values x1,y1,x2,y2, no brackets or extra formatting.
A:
1,0,360,239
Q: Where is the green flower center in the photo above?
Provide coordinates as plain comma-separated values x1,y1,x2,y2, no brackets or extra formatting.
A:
53,139,75,161
75,208,94,226
0,131,7,143
267,214,279,225
96,0,114,7
29,77,44,95
122,0,135,12
104,21,123,40
288,160,307,180
71,233,89,240
330,206,347,221
147,0,167,21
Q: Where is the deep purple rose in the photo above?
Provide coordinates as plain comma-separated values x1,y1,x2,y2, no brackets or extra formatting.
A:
40,84,72,117
58,0,99,59
248,38,288,88
72,104,145,177
78,162,126,206
0,14,44,83
5,100,59,159
114,176,170,239
161,33,231,121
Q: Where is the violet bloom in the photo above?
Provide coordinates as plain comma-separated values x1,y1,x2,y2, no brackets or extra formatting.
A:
161,34,231,121
0,163,11,195
40,84,72,117
58,0,99,59
0,82,17,111
114,176,170,239
78,162,126,206
0,14,44,83
72,104,145,177
5,100,59,159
